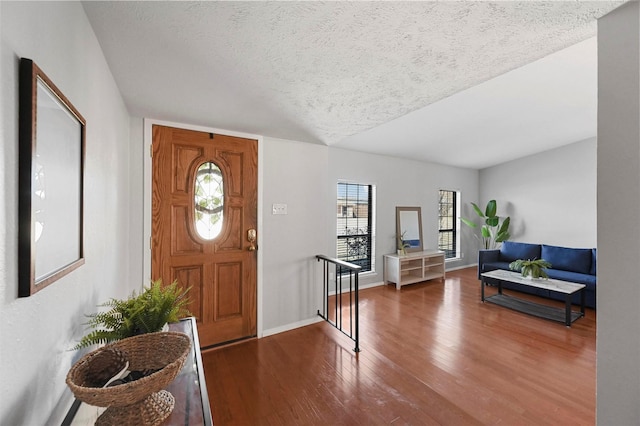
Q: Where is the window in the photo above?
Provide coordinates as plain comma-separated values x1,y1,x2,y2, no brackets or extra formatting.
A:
438,189,459,259
194,161,224,240
336,182,375,273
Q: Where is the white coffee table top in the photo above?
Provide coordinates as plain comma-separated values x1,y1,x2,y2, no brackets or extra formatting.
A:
481,269,585,295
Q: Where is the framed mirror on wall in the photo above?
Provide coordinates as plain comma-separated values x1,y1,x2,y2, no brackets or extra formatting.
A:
396,206,423,253
18,58,86,297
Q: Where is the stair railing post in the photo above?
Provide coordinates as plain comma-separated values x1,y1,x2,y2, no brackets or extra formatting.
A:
315,255,362,353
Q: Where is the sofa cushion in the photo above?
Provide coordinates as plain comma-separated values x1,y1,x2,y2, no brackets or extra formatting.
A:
546,269,596,286
499,241,541,263
590,248,597,275
541,244,592,275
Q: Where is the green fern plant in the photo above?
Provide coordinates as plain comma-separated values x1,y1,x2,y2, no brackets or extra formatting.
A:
73,279,191,350
509,258,552,279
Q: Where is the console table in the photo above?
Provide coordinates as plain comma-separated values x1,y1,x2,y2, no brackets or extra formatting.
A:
383,250,445,289
62,317,213,425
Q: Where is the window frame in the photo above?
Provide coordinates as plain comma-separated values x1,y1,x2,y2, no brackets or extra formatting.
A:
336,182,376,274
438,189,460,260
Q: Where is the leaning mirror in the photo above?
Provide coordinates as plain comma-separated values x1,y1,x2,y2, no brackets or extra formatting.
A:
396,207,423,253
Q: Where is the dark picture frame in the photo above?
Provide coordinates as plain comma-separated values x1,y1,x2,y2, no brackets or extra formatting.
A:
18,58,85,297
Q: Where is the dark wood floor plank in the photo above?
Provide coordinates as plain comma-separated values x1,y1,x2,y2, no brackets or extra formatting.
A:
203,267,595,425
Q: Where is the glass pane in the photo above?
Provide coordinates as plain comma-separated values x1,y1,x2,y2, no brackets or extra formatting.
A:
336,182,373,272
194,162,224,240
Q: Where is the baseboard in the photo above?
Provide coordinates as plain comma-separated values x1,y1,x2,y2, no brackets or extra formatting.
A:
260,270,479,339
360,281,385,290
446,263,477,272
261,316,323,338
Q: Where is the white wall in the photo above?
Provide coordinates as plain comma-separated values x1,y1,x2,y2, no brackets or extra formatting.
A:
328,148,479,287
479,138,597,248
261,138,330,333
597,3,640,423
0,2,137,424
258,142,479,335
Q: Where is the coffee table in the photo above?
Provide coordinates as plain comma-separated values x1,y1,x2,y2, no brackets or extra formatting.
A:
480,269,586,326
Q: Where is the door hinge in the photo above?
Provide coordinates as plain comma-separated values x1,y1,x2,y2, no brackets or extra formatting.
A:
149,236,152,250
150,143,153,157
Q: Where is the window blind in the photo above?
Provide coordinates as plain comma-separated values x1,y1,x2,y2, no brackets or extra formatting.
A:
337,183,373,272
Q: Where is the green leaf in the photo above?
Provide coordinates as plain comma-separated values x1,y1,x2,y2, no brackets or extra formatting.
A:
485,216,499,227
538,259,552,269
471,202,485,218
460,217,477,228
481,226,491,238
509,260,523,271
485,200,497,218
498,217,510,235
495,231,510,243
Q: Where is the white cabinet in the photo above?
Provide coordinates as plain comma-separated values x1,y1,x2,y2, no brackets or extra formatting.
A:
383,250,445,289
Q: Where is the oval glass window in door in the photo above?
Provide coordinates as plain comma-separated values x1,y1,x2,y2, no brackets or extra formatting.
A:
194,162,224,240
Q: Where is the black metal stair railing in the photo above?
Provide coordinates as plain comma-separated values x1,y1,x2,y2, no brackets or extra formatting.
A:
315,254,361,352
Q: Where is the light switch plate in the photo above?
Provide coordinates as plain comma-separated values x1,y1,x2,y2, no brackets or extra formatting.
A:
272,203,287,215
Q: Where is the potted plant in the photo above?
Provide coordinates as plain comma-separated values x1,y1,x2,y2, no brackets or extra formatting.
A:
73,279,191,350
509,258,552,279
397,230,410,255
461,199,510,249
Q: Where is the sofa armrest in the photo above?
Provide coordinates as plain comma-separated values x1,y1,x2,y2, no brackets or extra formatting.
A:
478,249,500,279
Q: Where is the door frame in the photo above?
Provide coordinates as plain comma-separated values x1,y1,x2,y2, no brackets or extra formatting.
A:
143,118,264,339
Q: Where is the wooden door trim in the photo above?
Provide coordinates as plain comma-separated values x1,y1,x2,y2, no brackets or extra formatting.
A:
143,118,264,339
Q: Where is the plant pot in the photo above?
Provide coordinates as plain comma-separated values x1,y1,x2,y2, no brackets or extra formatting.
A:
523,275,545,281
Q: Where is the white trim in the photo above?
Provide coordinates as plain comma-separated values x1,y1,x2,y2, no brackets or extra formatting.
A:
142,118,265,339
263,281,387,338
262,316,323,337
437,188,462,260
446,263,477,272
335,181,377,273
325,280,386,297
360,280,385,289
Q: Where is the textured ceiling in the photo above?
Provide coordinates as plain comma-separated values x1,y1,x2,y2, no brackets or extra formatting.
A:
340,36,600,169
82,1,625,169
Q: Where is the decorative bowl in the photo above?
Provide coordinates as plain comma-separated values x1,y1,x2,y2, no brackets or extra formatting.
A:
66,331,191,425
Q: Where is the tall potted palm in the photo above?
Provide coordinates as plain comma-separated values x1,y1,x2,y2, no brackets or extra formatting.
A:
461,199,510,249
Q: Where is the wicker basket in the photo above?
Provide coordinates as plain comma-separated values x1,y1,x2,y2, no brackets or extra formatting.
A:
66,331,191,425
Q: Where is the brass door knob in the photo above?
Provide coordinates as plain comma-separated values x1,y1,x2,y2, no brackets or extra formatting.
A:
247,229,257,251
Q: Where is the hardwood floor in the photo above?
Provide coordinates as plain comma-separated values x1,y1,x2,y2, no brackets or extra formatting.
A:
202,267,596,425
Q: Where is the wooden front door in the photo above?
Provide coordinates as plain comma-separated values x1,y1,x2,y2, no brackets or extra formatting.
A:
151,125,258,348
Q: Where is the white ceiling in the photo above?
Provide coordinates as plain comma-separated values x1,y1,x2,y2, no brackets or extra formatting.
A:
339,36,599,169
82,1,625,169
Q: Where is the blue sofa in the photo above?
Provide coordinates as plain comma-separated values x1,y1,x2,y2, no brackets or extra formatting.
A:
478,241,596,309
